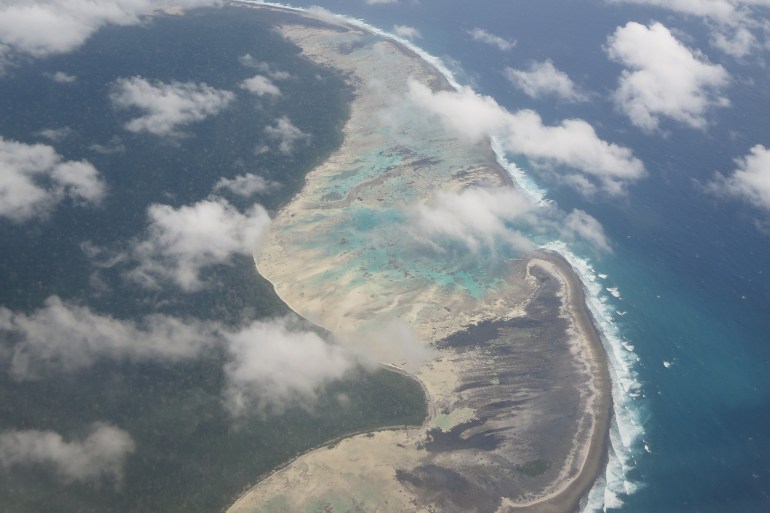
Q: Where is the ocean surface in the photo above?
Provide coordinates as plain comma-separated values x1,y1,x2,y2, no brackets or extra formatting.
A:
257,1,770,511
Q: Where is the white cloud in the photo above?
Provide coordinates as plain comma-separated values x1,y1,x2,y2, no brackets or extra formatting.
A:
393,25,421,39
607,0,740,24
606,22,730,131
365,0,400,4
467,27,516,51
128,197,271,291
562,210,612,253
412,187,535,254
223,318,358,414
264,116,309,155
709,144,770,211
504,60,587,102
0,424,135,485
110,76,234,137
0,1,220,59
214,173,278,197
305,6,344,26
0,296,217,379
411,187,612,255
240,74,281,97
0,136,105,222
47,71,76,83
0,295,362,415
406,80,645,195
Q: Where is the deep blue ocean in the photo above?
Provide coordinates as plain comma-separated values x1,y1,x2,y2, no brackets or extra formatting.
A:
268,0,770,511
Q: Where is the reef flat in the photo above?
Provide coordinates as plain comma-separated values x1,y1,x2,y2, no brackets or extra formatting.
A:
231,5,610,513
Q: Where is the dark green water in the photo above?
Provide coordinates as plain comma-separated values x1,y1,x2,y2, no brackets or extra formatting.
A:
0,6,425,512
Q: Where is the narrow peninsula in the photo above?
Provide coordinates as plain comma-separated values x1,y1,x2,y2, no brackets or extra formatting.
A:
230,4,611,512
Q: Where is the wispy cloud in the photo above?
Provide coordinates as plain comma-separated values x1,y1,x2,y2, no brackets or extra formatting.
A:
0,424,135,486
0,136,105,222
504,60,587,102
606,22,730,132
110,76,234,137
406,80,645,196
708,144,770,212
467,27,516,51
127,197,271,291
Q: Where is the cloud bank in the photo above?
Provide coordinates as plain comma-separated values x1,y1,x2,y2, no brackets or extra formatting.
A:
0,423,134,485
128,197,271,291
606,22,730,131
110,77,234,137
505,60,587,102
0,137,105,222
709,144,770,211
406,80,645,195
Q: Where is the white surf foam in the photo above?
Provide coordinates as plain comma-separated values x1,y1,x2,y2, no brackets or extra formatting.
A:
544,242,646,511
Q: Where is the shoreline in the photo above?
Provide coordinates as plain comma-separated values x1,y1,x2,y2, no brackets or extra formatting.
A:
228,4,613,512
511,250,612,513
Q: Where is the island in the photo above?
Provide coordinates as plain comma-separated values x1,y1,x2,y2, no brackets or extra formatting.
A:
229,4,611,512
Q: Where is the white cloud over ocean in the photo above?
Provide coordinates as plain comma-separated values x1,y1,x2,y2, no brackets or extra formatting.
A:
504,60,587,102
110,77,234,137
240,74,281,97
467,27,516,51
0,423,135,485
405,80,645,196
0,136,105,222
264,116,309,155
0,1,221,60
127,197,271,291
708,144,770,211
606,22,730,132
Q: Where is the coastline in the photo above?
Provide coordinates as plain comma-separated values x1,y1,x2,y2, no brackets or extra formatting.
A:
228,4,613,513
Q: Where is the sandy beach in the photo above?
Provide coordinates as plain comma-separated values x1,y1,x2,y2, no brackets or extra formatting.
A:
228,4,612,512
